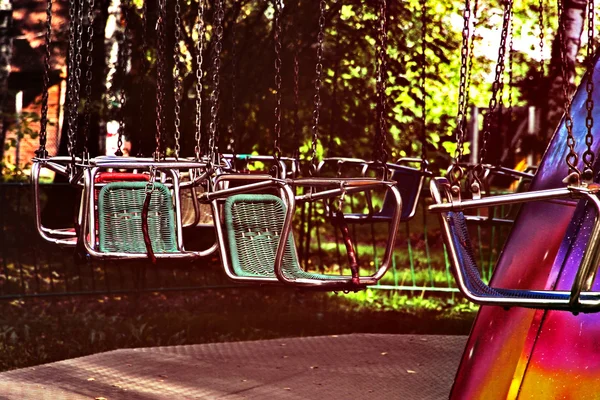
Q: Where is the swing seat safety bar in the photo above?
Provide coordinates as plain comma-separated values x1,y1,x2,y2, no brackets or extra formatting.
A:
429,177,600,312
206,174,402,290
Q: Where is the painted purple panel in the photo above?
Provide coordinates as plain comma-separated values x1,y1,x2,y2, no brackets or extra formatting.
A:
451,55,600,399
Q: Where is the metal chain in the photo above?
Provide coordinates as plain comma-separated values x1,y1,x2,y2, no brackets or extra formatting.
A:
293,35,300,150
451,0,471,183
507,5,514,137
273,0,283,162
479,0,512,166
72,0,85,155
582,0,595,178
173,0,183,160
116,0,130,156
208,0,225,163
375,0,388,165
419,0,427,162
309,0,326,175
558,0,578,175
154,0,167,160
230,0,239,157
37,0,52,158
81,0,95,158
194,0,206,160
65,0,79,162
137,0,148,152
461,0,478,142
537,0,545,79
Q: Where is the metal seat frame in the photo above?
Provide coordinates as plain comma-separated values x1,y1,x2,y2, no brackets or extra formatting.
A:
429,176,600,312
204,173,402,290
78,158,218,260
317,157,430,222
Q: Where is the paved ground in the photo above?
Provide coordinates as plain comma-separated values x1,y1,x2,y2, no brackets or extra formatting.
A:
0,334,467,399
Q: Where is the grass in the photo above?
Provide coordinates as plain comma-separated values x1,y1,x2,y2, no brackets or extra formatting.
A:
0,287,478,372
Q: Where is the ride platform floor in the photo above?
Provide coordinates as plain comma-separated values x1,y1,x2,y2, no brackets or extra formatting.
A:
0,334,467,399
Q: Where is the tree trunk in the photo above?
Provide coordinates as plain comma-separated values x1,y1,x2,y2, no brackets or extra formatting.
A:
542,0,587,140
0,0,12,177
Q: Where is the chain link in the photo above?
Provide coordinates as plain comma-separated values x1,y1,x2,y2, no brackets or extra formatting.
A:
65,0,78,162
507,5,514,141
137,0,148,153
81,0,95,158
229,0,239,157
273,0,283,162
419,0,427,162
537,0,545,79
309,0,326,175
37,0,52,158
173,0,183,160
374,0,388,165
194,0,206,160
115,0,130,156
451,0,471,184
582,0,595,177
558,0,578,175
154,0,167,160
479,0,512,166
208,0,225,163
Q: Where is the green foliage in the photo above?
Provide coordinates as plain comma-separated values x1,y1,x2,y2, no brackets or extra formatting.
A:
1,111,48,182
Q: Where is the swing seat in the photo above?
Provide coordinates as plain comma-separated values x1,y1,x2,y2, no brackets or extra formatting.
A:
430,177,600,311
224,194,346,281
97,181,178,254
345,164,428,222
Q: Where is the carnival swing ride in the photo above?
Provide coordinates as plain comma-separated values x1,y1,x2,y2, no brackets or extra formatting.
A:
29,0,600,396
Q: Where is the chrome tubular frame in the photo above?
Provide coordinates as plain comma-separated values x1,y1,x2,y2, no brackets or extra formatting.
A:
280,177,402,289
79,160,217,260
31,157,83,246
429,176,600,312
316,157,429,221
206,174,294,284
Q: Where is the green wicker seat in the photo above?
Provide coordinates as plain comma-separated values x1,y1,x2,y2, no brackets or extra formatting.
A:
98,181,178,254
223,194,343,281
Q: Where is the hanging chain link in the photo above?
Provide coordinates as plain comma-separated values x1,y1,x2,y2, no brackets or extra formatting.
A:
208,0,225,163
479,0,512,166
154,0,167,160
451,0,471,184
374,0,388,165
115,0,130,156
273,0,283,162
463,0,478,130
558,0,578,175
507,5,514,138
230,0,239,157
173,0,183,160
137,0,148,152
194,0,206,160
37,0,52,158
537,0,545,79
419,0,427,163
309,0,326,175
81,0,95,159
293,33,300,151
582,0,595,178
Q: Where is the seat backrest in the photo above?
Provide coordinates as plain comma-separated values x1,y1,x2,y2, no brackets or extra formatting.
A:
451,54,600,399
379,168,424,221
97,182,178,253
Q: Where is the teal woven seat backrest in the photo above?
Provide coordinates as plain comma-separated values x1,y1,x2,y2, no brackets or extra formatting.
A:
224,194,301,278
98,182,178,253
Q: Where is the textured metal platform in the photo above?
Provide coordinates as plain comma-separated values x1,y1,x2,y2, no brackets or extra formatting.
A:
0,334,466,399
